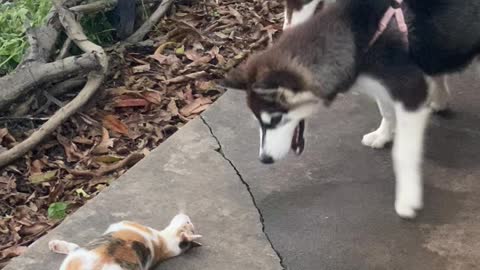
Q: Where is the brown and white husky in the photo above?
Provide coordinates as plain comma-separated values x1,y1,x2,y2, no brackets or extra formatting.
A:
49,214,202,270
283,0,451,114
223,0,480,218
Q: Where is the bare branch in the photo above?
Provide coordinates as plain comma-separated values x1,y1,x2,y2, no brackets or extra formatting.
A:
70,152,145,177
127,0,176,43
48,76,87,96
0,0,108,167
69,0,117,14
56,38,73,60
164,71,207,84
0,53,99,111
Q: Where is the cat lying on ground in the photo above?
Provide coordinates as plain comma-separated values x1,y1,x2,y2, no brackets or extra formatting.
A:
49,213,202,270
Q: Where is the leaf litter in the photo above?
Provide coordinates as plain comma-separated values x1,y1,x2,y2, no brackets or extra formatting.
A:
0,0,283,267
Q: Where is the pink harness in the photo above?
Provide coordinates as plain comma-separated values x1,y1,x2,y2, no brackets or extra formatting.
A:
368,0,408,49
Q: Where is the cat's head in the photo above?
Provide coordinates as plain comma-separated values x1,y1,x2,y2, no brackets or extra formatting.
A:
163,213,202,256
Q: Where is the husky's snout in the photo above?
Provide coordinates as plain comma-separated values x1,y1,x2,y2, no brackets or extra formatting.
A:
260,154,275,164
258,120,305,163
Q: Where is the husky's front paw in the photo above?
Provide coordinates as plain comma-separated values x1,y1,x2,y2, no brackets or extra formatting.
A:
429,99,449,113
395,195,423,219
361,130,393,149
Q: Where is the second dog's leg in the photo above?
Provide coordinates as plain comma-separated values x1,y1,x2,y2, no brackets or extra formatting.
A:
429,75,450,112
393,104,430,218
362,97,395,149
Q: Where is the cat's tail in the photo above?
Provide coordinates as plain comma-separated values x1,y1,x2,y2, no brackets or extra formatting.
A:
48,240,79,255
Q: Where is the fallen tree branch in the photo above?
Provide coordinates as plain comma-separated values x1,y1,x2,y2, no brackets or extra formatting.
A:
69,0,117,14
70,152,145,177
48,76,87,96
127,0,176,43
19,21,58,65
0,0,108,168
164,70,207,84
0,1,78,112
68,0,162,14
56,38,72,60
0,117,50,123
0,53,99,111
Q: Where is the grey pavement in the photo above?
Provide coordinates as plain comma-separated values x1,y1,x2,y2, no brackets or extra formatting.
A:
4,117,282,270
5,66,480,270
200,67,480,270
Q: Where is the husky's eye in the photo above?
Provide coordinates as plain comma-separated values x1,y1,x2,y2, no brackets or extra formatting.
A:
271,115,283,126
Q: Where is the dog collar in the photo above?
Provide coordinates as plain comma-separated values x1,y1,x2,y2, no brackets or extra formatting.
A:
367,0,408,50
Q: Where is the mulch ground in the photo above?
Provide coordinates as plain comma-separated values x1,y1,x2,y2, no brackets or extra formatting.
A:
0,0,283,267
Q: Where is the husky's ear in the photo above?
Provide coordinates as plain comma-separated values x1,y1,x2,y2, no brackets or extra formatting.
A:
257,69,306,92
251,69,311,103
221,65,249,91
315,1,326,13
282,89,320,108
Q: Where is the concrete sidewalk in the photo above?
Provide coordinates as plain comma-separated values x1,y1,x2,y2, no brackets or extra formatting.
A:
200,67,480,270
6,66,480,270
4,116,282,269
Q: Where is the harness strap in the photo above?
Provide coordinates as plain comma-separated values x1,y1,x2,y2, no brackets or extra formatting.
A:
368,0,408,49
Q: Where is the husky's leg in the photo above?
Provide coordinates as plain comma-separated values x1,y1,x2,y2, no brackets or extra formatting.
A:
49,240,79,254
393,104,431,218
362,97,395,149
429,75,450,112
476,57,480,76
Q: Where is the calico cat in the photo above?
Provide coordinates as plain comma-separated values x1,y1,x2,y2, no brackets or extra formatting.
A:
49,214,202,270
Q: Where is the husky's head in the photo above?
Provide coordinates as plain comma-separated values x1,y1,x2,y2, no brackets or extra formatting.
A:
284,0,326,29
222,55,330,164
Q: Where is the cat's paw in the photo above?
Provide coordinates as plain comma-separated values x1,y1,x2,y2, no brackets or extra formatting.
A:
49,240,77,254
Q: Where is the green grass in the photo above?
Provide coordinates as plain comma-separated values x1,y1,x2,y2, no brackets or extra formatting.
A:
0,0,52,74
0,0,116,75
81,13,115,47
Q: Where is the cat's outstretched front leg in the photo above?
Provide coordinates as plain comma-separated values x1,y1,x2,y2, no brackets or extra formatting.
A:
48,240,79,255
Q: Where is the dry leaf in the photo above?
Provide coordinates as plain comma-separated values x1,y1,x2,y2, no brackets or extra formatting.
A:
57,134,83,162
132,64,151,73
93,155,123,164
0,246,28,260
30,160,44,174
167,99,179,116
143,92,162,104
103,115,129,135
180,97,212,117
19,222,49,236
195,80,215,92
114,98,149,108
93,128,114,155
29,170,57,184
228,6,244,24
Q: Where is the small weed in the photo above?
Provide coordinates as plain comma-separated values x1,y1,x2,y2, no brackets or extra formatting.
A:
0,0,116,75
0,0,52,74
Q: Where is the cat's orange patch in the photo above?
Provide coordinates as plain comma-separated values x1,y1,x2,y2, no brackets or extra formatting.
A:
154,235,173,262
65,258,82,270
123,222,152,235
111,230,149,263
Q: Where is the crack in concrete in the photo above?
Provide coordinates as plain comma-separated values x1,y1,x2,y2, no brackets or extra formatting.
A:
200,116,286,270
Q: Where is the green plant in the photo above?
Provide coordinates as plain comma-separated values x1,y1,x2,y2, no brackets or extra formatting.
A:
0,0,52,74
48,202,68,220
80,12,115,46
0,0,116,75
